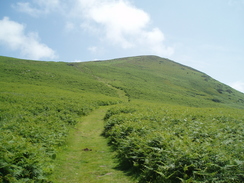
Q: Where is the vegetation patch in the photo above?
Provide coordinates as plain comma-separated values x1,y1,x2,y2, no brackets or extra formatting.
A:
103,103,244,182
0,56,121,182
0,82,120,182
1,55,244,182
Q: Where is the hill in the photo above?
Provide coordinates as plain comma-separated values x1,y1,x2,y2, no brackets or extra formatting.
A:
0,55,244,182
75,55,244,108
1,55,244,108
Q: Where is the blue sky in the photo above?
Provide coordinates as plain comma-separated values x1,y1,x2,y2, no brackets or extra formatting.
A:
0,0,244,92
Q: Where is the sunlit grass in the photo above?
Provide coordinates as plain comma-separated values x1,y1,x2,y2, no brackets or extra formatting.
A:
49,107,134,183
103,103,244,182
1,55,244,182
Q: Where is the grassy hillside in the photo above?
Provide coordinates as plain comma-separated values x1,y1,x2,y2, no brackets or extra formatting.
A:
0,56,118,96
76,55,244,108
103,103,244,182
0,55,244,182
1,55,244,108
0,56,121,182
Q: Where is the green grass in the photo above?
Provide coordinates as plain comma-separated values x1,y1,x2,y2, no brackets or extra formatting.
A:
0,82,120,182
77,55,244,108
49,107,134,183
103,103,244,182
0,56,121,182
0,56,118,96
0,55,244,182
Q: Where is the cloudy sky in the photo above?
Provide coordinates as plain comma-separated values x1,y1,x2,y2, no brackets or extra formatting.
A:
0,0,244,93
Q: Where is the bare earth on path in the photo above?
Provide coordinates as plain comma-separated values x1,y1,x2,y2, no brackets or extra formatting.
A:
49,106,134,183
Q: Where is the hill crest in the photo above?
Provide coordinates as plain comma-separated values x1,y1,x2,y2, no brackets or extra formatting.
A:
1,55,244,108
74,55,244,108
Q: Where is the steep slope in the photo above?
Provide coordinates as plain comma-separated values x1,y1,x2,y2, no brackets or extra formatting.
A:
75,55,244,108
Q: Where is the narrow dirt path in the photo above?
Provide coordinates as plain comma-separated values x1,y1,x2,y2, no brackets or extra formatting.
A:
49,107,134,183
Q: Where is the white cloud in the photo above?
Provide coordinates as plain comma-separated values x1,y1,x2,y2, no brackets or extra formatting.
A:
88,46,105,56
13,0,61,16
141,28,174,56
80,22,100,34
13,2,39,17
88,46,98,53
12,0,174,57
0,17,57,60
76,0,174,56
65,22,75,32
73,59,83,62
230,81,244,93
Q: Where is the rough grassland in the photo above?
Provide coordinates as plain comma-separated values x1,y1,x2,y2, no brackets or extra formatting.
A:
49,106,134,183
1,55,244,182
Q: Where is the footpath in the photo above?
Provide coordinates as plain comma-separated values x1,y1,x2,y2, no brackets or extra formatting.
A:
49,106,134,183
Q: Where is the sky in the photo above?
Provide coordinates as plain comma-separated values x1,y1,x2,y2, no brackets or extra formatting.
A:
0,0,244,93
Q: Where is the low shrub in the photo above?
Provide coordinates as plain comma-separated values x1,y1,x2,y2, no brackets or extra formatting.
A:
103,104,244,182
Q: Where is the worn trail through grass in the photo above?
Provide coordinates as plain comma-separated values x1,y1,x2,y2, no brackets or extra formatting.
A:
49,106,134,183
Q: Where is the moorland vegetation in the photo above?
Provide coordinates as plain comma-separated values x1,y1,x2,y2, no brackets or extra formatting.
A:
0,55,243,182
